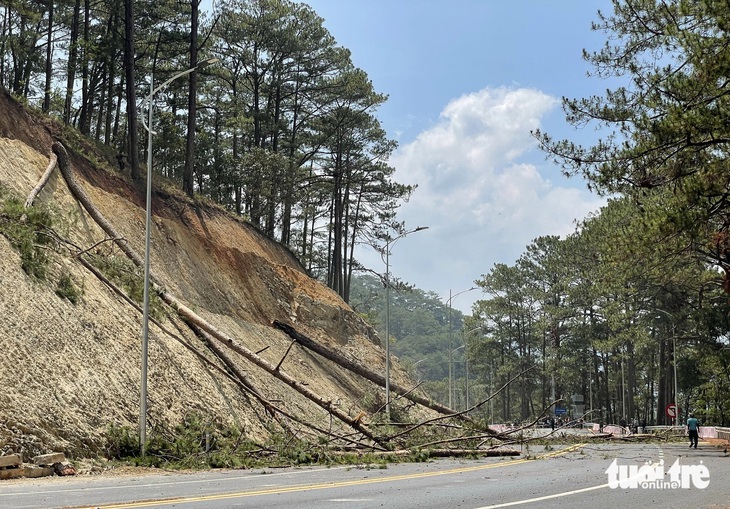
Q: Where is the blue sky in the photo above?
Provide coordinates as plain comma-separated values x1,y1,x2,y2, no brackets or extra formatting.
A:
300,1,617,313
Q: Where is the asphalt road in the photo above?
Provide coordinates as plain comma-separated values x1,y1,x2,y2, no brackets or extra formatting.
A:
1,440,728,509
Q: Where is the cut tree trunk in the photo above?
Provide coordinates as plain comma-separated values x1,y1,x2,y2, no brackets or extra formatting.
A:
25,151,57,208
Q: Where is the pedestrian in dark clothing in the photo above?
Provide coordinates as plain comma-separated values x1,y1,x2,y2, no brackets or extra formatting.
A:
687,413,700,449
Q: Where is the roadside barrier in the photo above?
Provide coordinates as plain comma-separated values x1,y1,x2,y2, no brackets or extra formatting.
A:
644,425,730,439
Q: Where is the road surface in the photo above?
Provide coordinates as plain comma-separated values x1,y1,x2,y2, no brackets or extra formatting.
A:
1,440,728,508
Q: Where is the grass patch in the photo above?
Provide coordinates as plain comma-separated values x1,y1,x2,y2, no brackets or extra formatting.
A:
88,252,164,319
0,193,55,279
0,187,85,304
56,271,84,303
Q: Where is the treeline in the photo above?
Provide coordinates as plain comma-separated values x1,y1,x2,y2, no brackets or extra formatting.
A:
0,0,412,301
468,224,729,427
531,0,730,426
352,223,730,427
471,1,730,427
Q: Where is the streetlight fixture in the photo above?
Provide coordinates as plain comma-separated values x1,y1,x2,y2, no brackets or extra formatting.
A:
139,56,218,455
382,226,428,419
411,358,427,382
446,287,476,409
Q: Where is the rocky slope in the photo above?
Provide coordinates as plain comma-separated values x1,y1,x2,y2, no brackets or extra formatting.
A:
0,90,419,460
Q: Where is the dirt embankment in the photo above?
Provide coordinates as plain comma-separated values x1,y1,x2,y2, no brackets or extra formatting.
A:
0,90,420,459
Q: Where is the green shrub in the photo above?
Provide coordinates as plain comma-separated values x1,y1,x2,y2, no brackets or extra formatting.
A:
89,253,164,319
0,196,55,279
105,423,139,459
56,272,83,303
125,414,259,469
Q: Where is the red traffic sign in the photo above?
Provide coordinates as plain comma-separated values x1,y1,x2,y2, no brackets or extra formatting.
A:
665,403,678,419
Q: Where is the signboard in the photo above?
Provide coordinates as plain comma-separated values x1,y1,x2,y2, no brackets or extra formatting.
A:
554,407,567,415
665,403,678,419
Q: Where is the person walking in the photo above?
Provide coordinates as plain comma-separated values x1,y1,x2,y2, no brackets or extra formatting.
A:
687,412,700,449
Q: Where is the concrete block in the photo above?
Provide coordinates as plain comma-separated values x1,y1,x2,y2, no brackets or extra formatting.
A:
0,466,54,480
0,454,22,468
26,466,54,478
32,453,66,466
0,467,28,480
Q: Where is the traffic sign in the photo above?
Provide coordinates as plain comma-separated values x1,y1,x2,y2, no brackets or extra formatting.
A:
665,403,678,419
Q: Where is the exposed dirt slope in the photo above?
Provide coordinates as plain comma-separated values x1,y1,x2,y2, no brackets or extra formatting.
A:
0,90,418,459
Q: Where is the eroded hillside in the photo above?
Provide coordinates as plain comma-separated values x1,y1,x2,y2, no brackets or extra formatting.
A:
0,90,426,459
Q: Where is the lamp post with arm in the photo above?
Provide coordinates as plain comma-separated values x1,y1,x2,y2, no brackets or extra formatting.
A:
446,287,476,409
139,57,218,455
382,226,428,419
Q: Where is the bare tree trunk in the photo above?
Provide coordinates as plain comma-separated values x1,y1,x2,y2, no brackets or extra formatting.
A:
42,1,53,113
273,321,478,423
53,142,144,269
64,0,80,125
123,0,140,181
79,0,91,134
183,0,199,197
103,6,118,146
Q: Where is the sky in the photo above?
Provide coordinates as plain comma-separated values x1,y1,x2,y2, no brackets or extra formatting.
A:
300,0,616,313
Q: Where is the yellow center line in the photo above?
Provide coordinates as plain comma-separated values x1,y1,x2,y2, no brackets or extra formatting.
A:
84,444,587,509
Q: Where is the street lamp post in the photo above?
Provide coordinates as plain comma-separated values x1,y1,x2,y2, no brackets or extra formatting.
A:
589,373,592,417
621,346,626,421
447,287,475,409
489,361,494,424
139,57,218,455
383,226,428,419
465,345,469,411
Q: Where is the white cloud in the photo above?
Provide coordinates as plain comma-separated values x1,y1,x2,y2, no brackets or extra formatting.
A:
394,87,557,186
368,86,606,312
